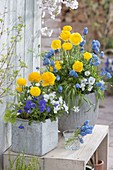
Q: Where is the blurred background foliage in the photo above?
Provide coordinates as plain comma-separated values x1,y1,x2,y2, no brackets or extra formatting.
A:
61,0,113,50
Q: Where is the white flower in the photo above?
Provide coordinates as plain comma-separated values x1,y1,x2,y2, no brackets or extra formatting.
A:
88,85,93,92
59,96,63,104
49,92,56,99
54,106,60,113
73,106,80,112
85,71,90,76
81,78,87,84
99,80,105,85
88,76,95,85
43,94,49,101
63,103,69,113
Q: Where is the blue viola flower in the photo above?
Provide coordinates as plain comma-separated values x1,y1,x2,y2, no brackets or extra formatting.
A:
100,69,106,76
96,82,102,87
100,51,104,58
43,58,50,66
106,72,112,79
79,137,84,144
55,49,59,53
80,47,84,52
100,85,106,91
58,86,63,93
56,75,60,81
84,120,89,125
44,49,54,59
36,66,40,70
80,40,86,47
83,27,88,35
75,83,81,89
50,60,55,66
95,40,101,48
69,70,78,78
80,131,86,136
93,60,101,66
54,68,58,73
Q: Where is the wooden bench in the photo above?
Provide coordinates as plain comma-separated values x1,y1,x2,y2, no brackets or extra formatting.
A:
3,125,109,170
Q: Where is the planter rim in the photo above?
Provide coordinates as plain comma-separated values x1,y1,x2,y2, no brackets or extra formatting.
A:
94,160,104,166
15,118,58,124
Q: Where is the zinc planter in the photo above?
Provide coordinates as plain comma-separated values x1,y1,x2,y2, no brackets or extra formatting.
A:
12,118,58,156
59,93,99,132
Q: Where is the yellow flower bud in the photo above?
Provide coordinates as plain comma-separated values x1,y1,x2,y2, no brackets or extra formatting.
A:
63,25,72,31
16,86,22,92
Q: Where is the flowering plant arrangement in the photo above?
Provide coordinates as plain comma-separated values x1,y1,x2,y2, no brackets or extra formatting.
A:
4,71,68,125
64,120,93,146
42,25,112,110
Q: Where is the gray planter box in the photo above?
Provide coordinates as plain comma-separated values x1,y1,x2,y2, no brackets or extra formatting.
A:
59,93,99,132
12,118,58,156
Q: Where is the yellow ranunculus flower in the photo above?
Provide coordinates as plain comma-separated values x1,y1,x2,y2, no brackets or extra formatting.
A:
51,40,61,50
55,61,61,70
63,25,72,31
41,72,56,86
17,78,27,86
28,72,41,83
30,87,41,97
62,43,72,51
73,61,83,72
59,31,71,41
49,66,54,72
16,86,22,92
83,52,92,60
70,33,82,46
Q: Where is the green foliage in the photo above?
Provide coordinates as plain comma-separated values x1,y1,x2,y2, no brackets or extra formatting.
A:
8,151,41,170
0,13,27,101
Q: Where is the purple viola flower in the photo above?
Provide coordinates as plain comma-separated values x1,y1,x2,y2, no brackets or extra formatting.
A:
38,99,46,113
18,109,23,113
18,125,24,129
54,104,58,107
46,106,51,113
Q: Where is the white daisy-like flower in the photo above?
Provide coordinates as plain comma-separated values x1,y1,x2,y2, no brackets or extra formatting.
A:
81,78,87,84
88,76,95,85
85,71,90,76
73,106,80,112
